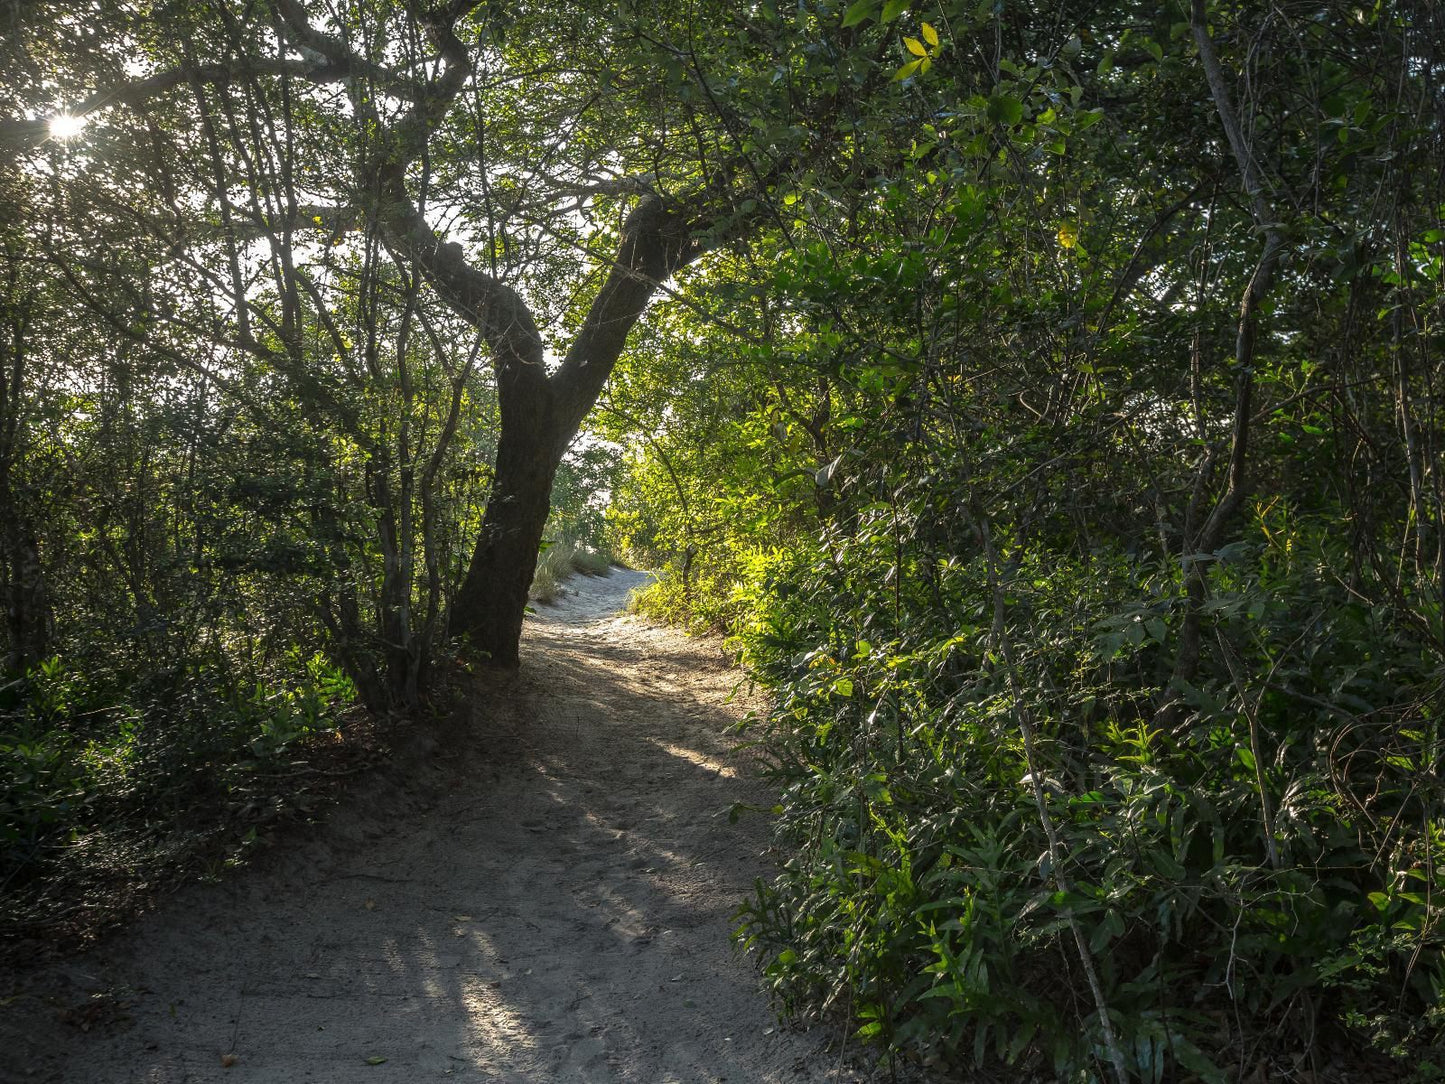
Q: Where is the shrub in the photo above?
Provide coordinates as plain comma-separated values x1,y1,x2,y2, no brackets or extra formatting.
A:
0,651,358,941
732,513,1445,1081
529,538,616,604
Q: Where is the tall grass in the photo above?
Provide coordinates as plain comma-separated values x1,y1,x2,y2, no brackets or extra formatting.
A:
530,540,614,603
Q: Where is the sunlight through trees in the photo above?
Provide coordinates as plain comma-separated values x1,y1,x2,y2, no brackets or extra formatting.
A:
3,0,1445,1079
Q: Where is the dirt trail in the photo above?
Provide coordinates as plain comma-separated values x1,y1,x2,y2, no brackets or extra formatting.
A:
13,569,876,1083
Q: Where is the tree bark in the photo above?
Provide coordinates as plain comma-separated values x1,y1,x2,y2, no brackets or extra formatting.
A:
0,250,49,672
449,348,561,666
442,195,705,666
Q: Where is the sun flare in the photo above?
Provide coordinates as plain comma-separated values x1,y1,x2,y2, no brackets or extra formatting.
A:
48,112,87,140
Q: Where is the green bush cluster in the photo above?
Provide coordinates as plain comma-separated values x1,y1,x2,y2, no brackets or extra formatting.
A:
594,5,1445,1075
730,501,1445,1080
1,650,357,934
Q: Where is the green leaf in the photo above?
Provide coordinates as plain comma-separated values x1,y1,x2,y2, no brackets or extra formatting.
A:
893,58,923,81
841,0,876,27
881,0,908,20
986,94,1025,126
364,1056,388,1066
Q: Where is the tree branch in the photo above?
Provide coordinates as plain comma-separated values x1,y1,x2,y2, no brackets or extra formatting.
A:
550,195,708,440
0,56,420,152
1170,0,1289,692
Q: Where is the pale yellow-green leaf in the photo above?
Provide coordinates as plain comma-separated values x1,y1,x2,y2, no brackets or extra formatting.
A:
893,58,923,80
1057,221,1079,249
904,36,927,56
921,21,939,48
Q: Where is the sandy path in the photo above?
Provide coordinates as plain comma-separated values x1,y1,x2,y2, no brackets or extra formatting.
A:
11,569,874,1084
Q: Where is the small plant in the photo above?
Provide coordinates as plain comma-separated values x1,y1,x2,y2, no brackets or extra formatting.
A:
568,545,613,577
529,537,616,603
530,540,576,603
728,506,1445,1080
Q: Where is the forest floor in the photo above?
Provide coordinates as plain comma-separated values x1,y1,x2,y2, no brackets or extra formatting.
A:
1,568,899,1084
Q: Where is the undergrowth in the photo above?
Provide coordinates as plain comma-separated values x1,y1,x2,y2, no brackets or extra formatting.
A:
531,538,615,604
0,651,363,950
721,510,1445,1082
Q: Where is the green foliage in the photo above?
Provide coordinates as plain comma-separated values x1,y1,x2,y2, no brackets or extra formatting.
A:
729,507,1445,1079
0,650,358,933
549,443,622,553
4,3,1445,1076
600,0,1445,1077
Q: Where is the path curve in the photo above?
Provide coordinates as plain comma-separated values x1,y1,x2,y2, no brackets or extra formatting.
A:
18,569,874,1083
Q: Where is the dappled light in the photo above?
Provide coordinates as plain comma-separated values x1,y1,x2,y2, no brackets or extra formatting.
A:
24,573,847,1082
4,1,1444,1080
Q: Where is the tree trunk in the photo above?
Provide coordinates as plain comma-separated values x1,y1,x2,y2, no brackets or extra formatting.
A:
449,359,562,666
1167,0,1286,694
1,515,50,672
418,195,708,668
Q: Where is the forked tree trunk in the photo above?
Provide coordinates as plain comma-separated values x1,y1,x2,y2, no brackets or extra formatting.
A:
0,0,754,683
449,367,563,666
413,195,707,667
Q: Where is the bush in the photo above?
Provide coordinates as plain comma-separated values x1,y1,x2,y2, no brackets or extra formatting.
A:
529,539,615,604
731,512,1445,1081
0,651,358,942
